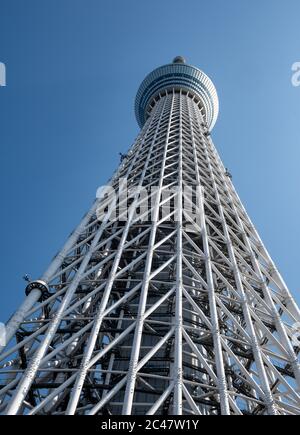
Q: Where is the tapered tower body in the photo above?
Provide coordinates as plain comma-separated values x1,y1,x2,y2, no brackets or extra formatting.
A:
1,58,300,415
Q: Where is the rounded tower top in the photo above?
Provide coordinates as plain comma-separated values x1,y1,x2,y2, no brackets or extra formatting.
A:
135,58,219,131
172,55,186,64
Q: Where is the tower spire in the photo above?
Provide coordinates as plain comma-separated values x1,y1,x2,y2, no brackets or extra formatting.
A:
172,56,186,64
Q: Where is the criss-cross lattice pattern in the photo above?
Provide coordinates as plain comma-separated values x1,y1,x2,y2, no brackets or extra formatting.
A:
1,89,300,415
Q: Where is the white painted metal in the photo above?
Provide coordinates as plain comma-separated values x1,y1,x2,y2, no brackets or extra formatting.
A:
0,58,299,415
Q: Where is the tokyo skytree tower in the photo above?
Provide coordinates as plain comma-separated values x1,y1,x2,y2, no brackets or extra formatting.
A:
1,57,300,415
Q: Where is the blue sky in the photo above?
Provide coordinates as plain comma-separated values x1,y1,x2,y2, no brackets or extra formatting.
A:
0,0,299,322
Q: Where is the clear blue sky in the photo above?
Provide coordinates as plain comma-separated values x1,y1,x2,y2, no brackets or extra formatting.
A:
0,0,299,322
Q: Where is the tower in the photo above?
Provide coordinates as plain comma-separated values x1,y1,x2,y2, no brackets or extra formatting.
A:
1,57,300,415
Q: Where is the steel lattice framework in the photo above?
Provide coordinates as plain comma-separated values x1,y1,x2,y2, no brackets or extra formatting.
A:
1,57,300,416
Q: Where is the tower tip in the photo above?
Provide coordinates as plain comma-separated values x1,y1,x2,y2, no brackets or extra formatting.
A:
172,56,186,64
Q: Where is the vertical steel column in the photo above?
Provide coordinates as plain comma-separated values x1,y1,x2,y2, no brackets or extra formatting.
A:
186,97,230,415
122,92,175,415
173,91,183,415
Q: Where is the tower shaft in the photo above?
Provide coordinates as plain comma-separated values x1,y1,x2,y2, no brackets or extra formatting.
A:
1,60,300,415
